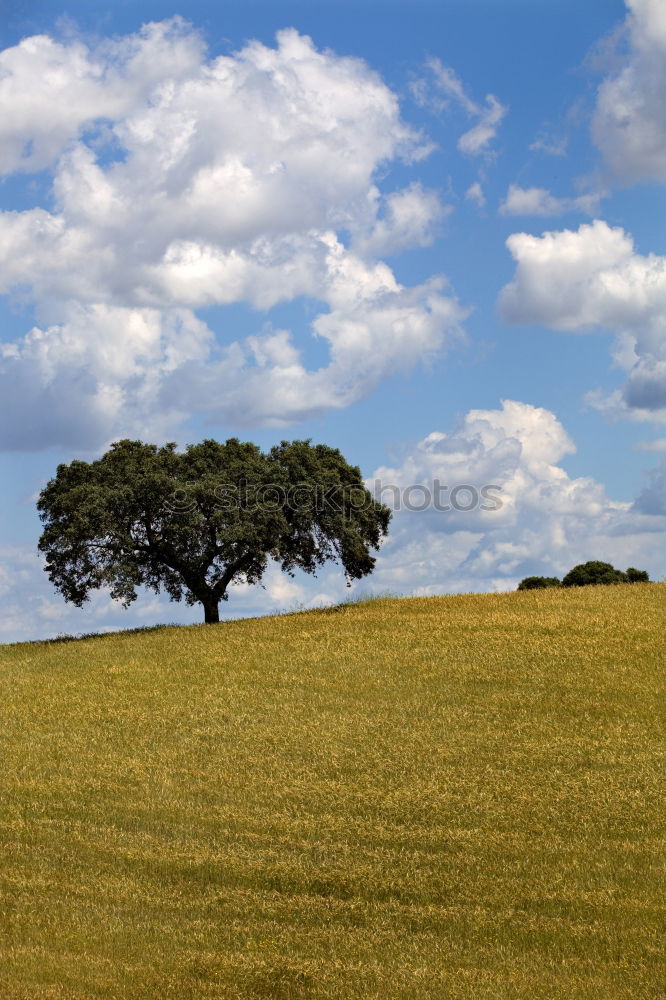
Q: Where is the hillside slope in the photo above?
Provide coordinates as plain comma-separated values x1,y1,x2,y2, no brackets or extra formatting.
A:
1,585,664,999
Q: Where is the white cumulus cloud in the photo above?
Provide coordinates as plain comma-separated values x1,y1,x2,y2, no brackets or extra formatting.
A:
366,400,666,593
592,0,666,183
0,18,205,175
499,220,666,418
0,23,462,450
0,305,213,449
353,182,449,257
0,235,466,447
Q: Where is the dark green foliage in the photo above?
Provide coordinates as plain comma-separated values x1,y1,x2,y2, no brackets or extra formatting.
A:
626,567,650,583
562,561,626,587
517,576,561,591
37,438,391,624
561,560,650,588
518,562,651,591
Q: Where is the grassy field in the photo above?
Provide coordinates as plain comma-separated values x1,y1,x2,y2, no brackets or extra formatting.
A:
0,584,664,1000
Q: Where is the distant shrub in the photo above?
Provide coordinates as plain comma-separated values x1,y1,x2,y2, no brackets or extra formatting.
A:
518,561,651,591
561,561,650,588
517,576,561,590
562,561,626,587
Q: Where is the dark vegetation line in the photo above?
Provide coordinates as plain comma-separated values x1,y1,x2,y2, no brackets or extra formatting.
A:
518,559,651,590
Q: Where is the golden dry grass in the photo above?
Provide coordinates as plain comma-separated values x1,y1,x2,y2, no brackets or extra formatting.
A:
0,583,664,999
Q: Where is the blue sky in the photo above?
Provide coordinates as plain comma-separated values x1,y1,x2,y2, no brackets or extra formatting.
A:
1,0,665,640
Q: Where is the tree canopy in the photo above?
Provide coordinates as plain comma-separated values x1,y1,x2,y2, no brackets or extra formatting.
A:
37,438,391,624
561,561,641,587
517,561,650,591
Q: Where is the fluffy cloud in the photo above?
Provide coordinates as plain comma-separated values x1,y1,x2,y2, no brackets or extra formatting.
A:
499,220,666,417
0,305,213,449
0,18,205,175
367,400,665,593
352,183,448,257
415,58,507,157
592,0,666,183
0,238,465,448
499,185,600,217
0,23,461,449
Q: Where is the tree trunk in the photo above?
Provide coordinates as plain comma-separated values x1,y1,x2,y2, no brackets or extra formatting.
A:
202,597,220,624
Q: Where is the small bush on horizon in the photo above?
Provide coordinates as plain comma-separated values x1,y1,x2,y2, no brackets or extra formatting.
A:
518,560,652,590
561,560,650,587
517,576,561,591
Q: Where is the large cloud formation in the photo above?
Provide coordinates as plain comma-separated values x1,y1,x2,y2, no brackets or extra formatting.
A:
0,20,463,450
499,220,666,419
368,400,666,594
592,0,666,184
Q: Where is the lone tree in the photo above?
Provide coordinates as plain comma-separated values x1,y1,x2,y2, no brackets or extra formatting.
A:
37,438,391,624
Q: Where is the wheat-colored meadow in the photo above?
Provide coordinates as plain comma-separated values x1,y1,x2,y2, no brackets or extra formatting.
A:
0,583,663,999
